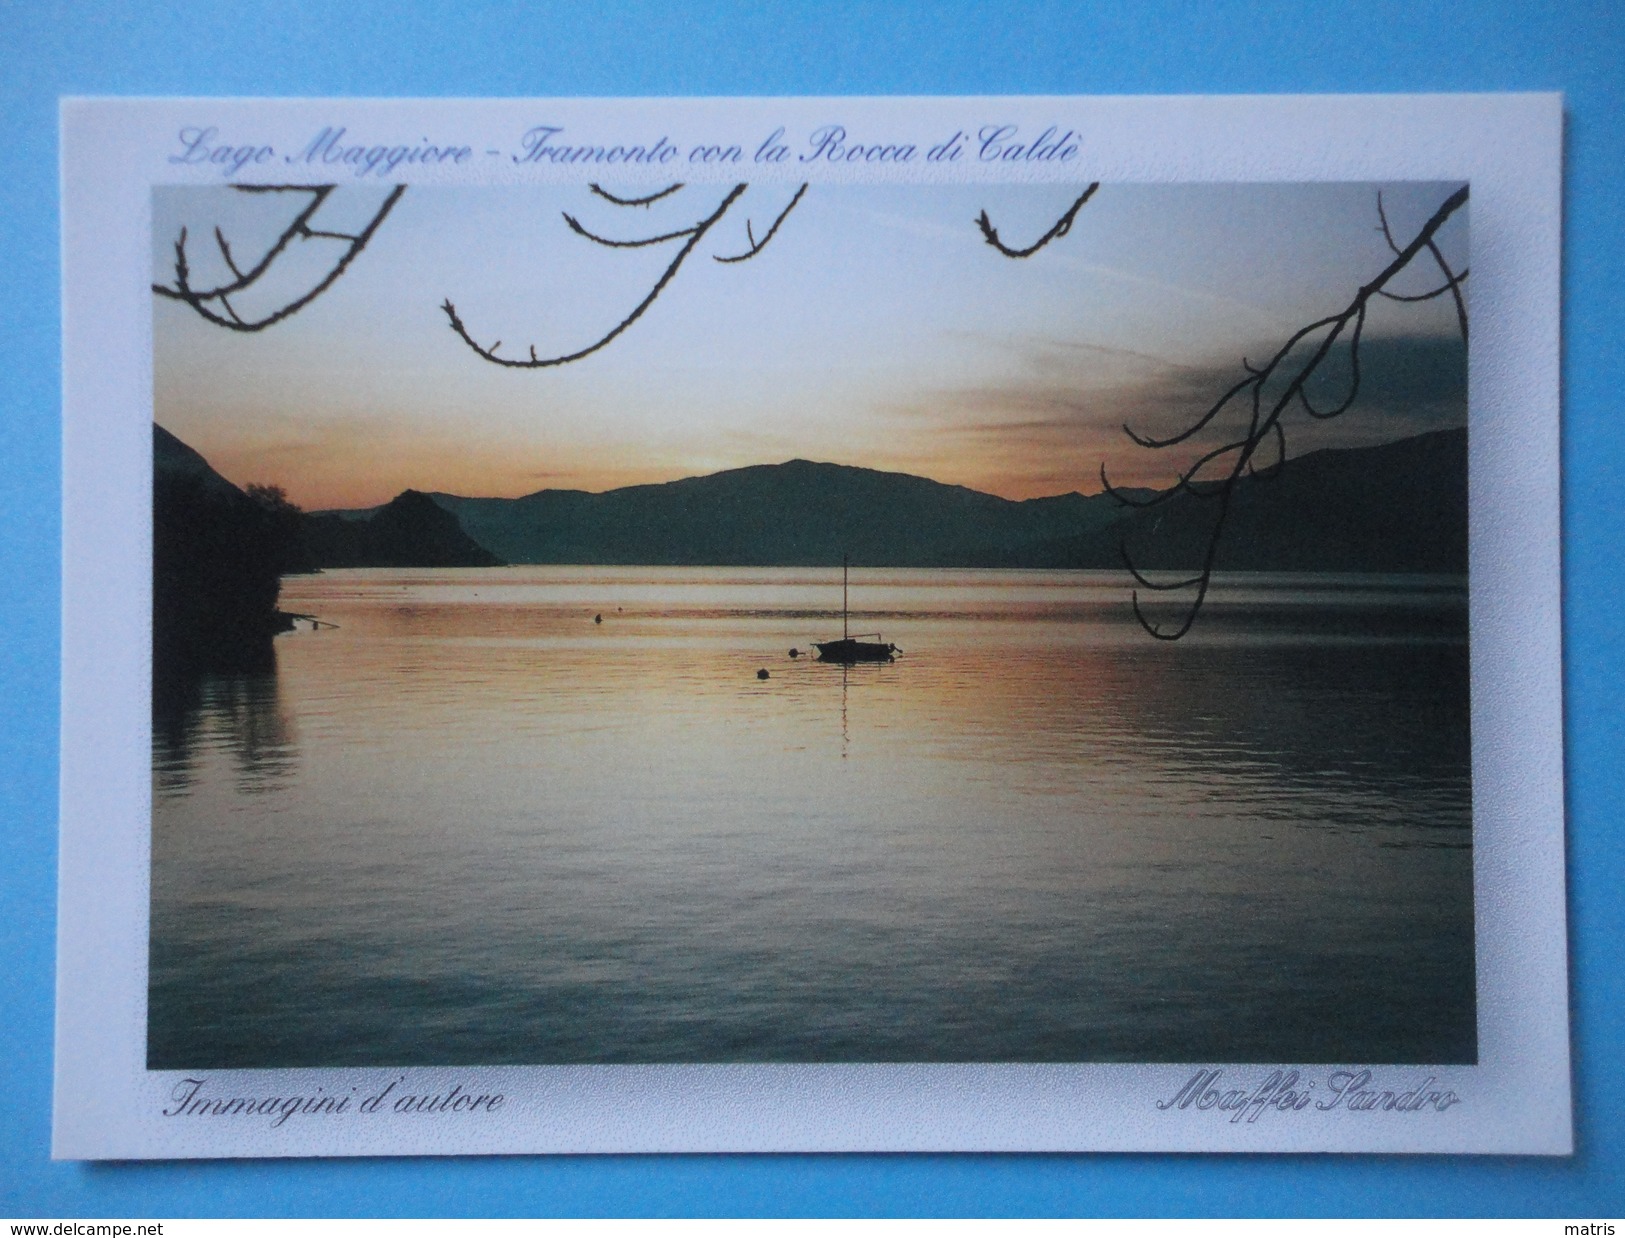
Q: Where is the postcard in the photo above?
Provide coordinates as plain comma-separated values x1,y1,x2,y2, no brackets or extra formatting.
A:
55,94,1567,1157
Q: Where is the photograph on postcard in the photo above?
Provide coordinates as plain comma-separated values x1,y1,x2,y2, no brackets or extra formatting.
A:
147,178,1474,1071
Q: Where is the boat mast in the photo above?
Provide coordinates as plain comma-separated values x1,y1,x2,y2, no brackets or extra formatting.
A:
842,553,849,640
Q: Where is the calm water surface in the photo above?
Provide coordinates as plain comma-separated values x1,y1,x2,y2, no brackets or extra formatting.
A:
151,567,1473,1066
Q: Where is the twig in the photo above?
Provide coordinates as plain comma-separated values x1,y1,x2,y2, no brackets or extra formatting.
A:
589,182,685,207
715,184,808,263
443,184,750,368
1106,186,1469,639
153,184,405,332
976,183,1099,258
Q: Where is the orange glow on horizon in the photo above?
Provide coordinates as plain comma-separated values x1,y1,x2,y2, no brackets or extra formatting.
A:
201,438,1136,510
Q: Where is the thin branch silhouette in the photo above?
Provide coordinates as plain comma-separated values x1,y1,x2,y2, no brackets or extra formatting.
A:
716,183,807,263
443,183,807,369
1088,186,1470,640
1377,191,1469,342
561,215,704,248
153,184,405,332
977,183,1099,258
589,182,685,207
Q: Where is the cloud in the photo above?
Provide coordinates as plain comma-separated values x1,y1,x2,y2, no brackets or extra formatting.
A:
885,330,1466,497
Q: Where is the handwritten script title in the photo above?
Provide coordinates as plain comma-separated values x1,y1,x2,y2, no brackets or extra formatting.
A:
162,1076,503,1128
1157,1068,1463,1123
168,123,1083,179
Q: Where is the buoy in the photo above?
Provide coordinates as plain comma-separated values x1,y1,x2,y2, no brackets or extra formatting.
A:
757,668,770,680
594,613,602,624
788,648,801,658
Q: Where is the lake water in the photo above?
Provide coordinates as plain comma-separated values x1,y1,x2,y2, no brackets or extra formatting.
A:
150,566,1474,1067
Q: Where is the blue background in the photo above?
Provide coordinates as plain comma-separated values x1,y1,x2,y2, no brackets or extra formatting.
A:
2,0,1619,1218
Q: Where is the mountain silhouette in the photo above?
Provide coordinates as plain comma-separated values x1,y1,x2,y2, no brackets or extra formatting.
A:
154,424,504,686
304,490,504,568
428,459,1133,567
153,425,306,679
155,421,246,499
1008,428,1467,573
165,423,1466,577
405,431,1465,574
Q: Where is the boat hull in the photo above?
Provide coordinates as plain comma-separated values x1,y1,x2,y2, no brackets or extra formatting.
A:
814,638,896,664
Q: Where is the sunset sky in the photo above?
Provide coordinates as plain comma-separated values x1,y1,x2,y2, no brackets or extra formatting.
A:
153,181,1468,511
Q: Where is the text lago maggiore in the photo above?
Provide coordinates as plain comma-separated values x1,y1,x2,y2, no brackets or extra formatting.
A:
167,123,1083,178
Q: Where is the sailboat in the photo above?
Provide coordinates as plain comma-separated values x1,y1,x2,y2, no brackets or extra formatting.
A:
813,555,898,664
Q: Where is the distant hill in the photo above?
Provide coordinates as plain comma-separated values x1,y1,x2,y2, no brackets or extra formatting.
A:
304,490,504,568
402,431,1465,574
168,423,1466,579
1007,428,1467,573
156,425,502,636
428,460,1134,567
155,422,246,499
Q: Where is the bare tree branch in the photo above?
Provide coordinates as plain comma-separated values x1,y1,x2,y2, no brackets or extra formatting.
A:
1101,185,1469,640
715,184,808,263
589,182,685,207
153,185,405,332
976,183,1099,258
214,228,245,280
1377,278,1469,303
1377,191,1469,342
561,214,705,248
1122,372,1261,450
160,185,331,300
442,184,750,369
1430,241,1470,344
